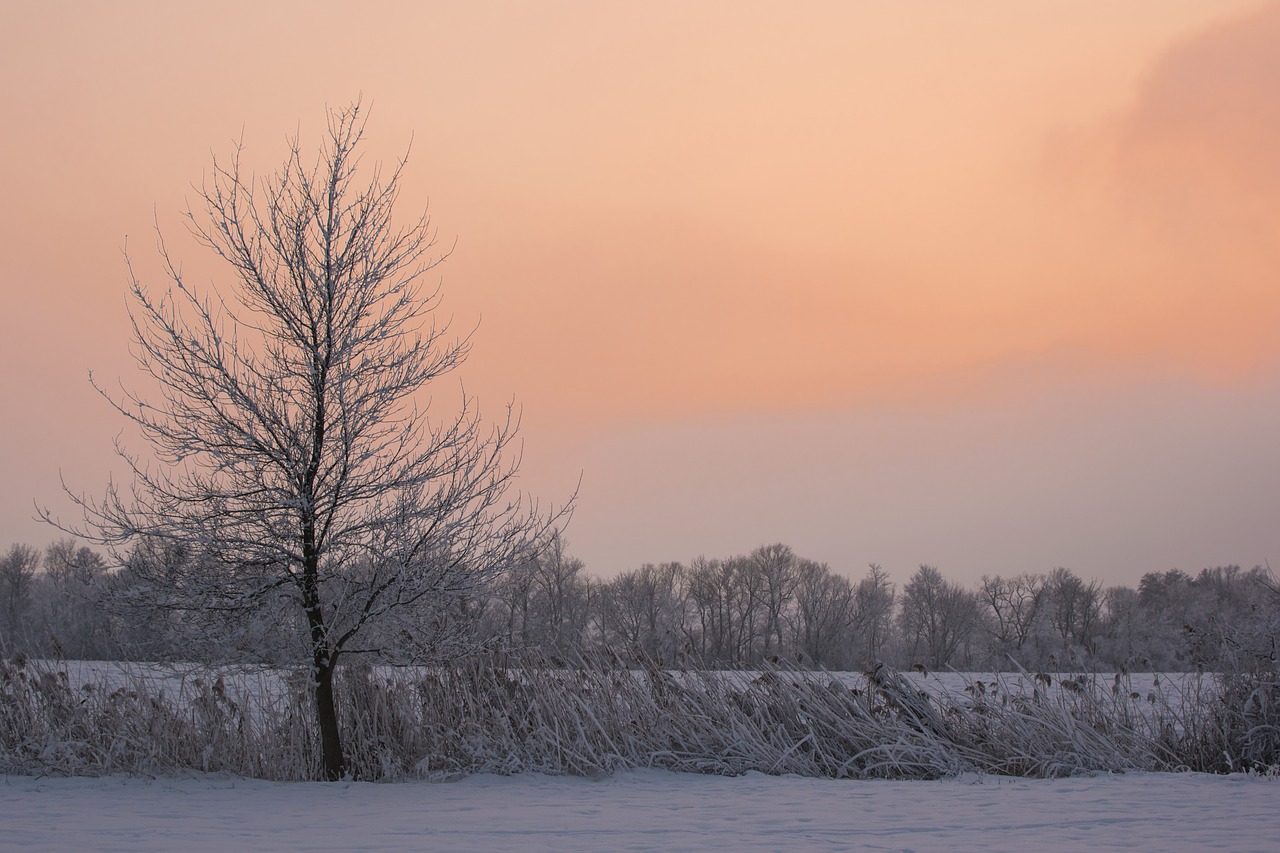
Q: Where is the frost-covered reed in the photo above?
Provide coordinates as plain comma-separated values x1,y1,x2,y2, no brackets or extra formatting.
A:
2,651,1275,781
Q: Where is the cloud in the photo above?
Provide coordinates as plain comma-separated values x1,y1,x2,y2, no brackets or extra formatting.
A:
1118,4,1280,211
492,2,1280,425
1038,3,1280,385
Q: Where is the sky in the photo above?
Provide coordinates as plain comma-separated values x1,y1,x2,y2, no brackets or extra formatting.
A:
2,1,1278,589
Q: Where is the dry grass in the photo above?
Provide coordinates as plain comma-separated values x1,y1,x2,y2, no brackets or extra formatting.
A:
2,651,1276,781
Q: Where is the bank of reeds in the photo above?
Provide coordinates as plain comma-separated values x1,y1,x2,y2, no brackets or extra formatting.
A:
2,651,1275,781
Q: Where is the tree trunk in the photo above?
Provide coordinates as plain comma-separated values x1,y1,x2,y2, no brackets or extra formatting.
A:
302,545,345,780
313,658,345,781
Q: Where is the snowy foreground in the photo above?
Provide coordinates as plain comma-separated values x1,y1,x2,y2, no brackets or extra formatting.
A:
3,769,1276,852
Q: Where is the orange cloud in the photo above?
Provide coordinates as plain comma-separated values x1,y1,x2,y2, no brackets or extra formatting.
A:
436,2,1280,431
1040,3,1280,385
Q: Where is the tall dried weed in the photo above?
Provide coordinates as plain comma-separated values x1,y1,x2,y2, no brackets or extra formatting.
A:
2,650,1276,781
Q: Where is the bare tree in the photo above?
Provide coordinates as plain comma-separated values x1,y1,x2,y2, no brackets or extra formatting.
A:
898,564,983,669
1046,567,1103,659
686,555,765,665
482,535,590,653
790,559,856,668
529,534,592,654
853,563,896,664
0,544,40,650
979,572,1045,665
41,538,111,659
487,551,541,648
1099,584,1144,667
685,556,733,663
596,561,686,664
751,543,798,658
46,103,566,780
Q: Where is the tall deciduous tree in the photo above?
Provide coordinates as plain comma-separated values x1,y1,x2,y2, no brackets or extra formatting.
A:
42,538,110,659
48,103,566,780
898,564,983,669
0,544,40,649
790,559,856,668
751,543,798,658
596,561,686,664
1046,567,1103,657
979,572,1045,664
853,563,896,664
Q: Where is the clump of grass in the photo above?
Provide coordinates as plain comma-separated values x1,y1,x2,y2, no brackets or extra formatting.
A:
1186,669,1280,774
0,654,189,776
310,652,1280,780
0,655,313,779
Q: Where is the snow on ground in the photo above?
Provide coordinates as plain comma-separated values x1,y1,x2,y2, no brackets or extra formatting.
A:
45,660,1204,718
2,770,1275,852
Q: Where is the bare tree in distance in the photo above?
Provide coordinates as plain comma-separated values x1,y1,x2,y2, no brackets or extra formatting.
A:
1046,567,1103,659
979,572,1046,665
854,563,896,664
44,102,570,780
596,561,687,664
0,544,40,650
752,543,798,659
41,538,111,659
790,558,856,668
898,564,984,670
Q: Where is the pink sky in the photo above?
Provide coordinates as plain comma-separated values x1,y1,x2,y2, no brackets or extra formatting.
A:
2,1,1278,587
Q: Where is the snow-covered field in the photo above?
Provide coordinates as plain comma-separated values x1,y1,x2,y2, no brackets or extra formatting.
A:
43,659,1203,707
3,768,1276,852
5,663,1275,850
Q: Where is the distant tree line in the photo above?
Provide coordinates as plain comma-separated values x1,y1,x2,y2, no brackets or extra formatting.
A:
1,536,1274,673
1,540,119,660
